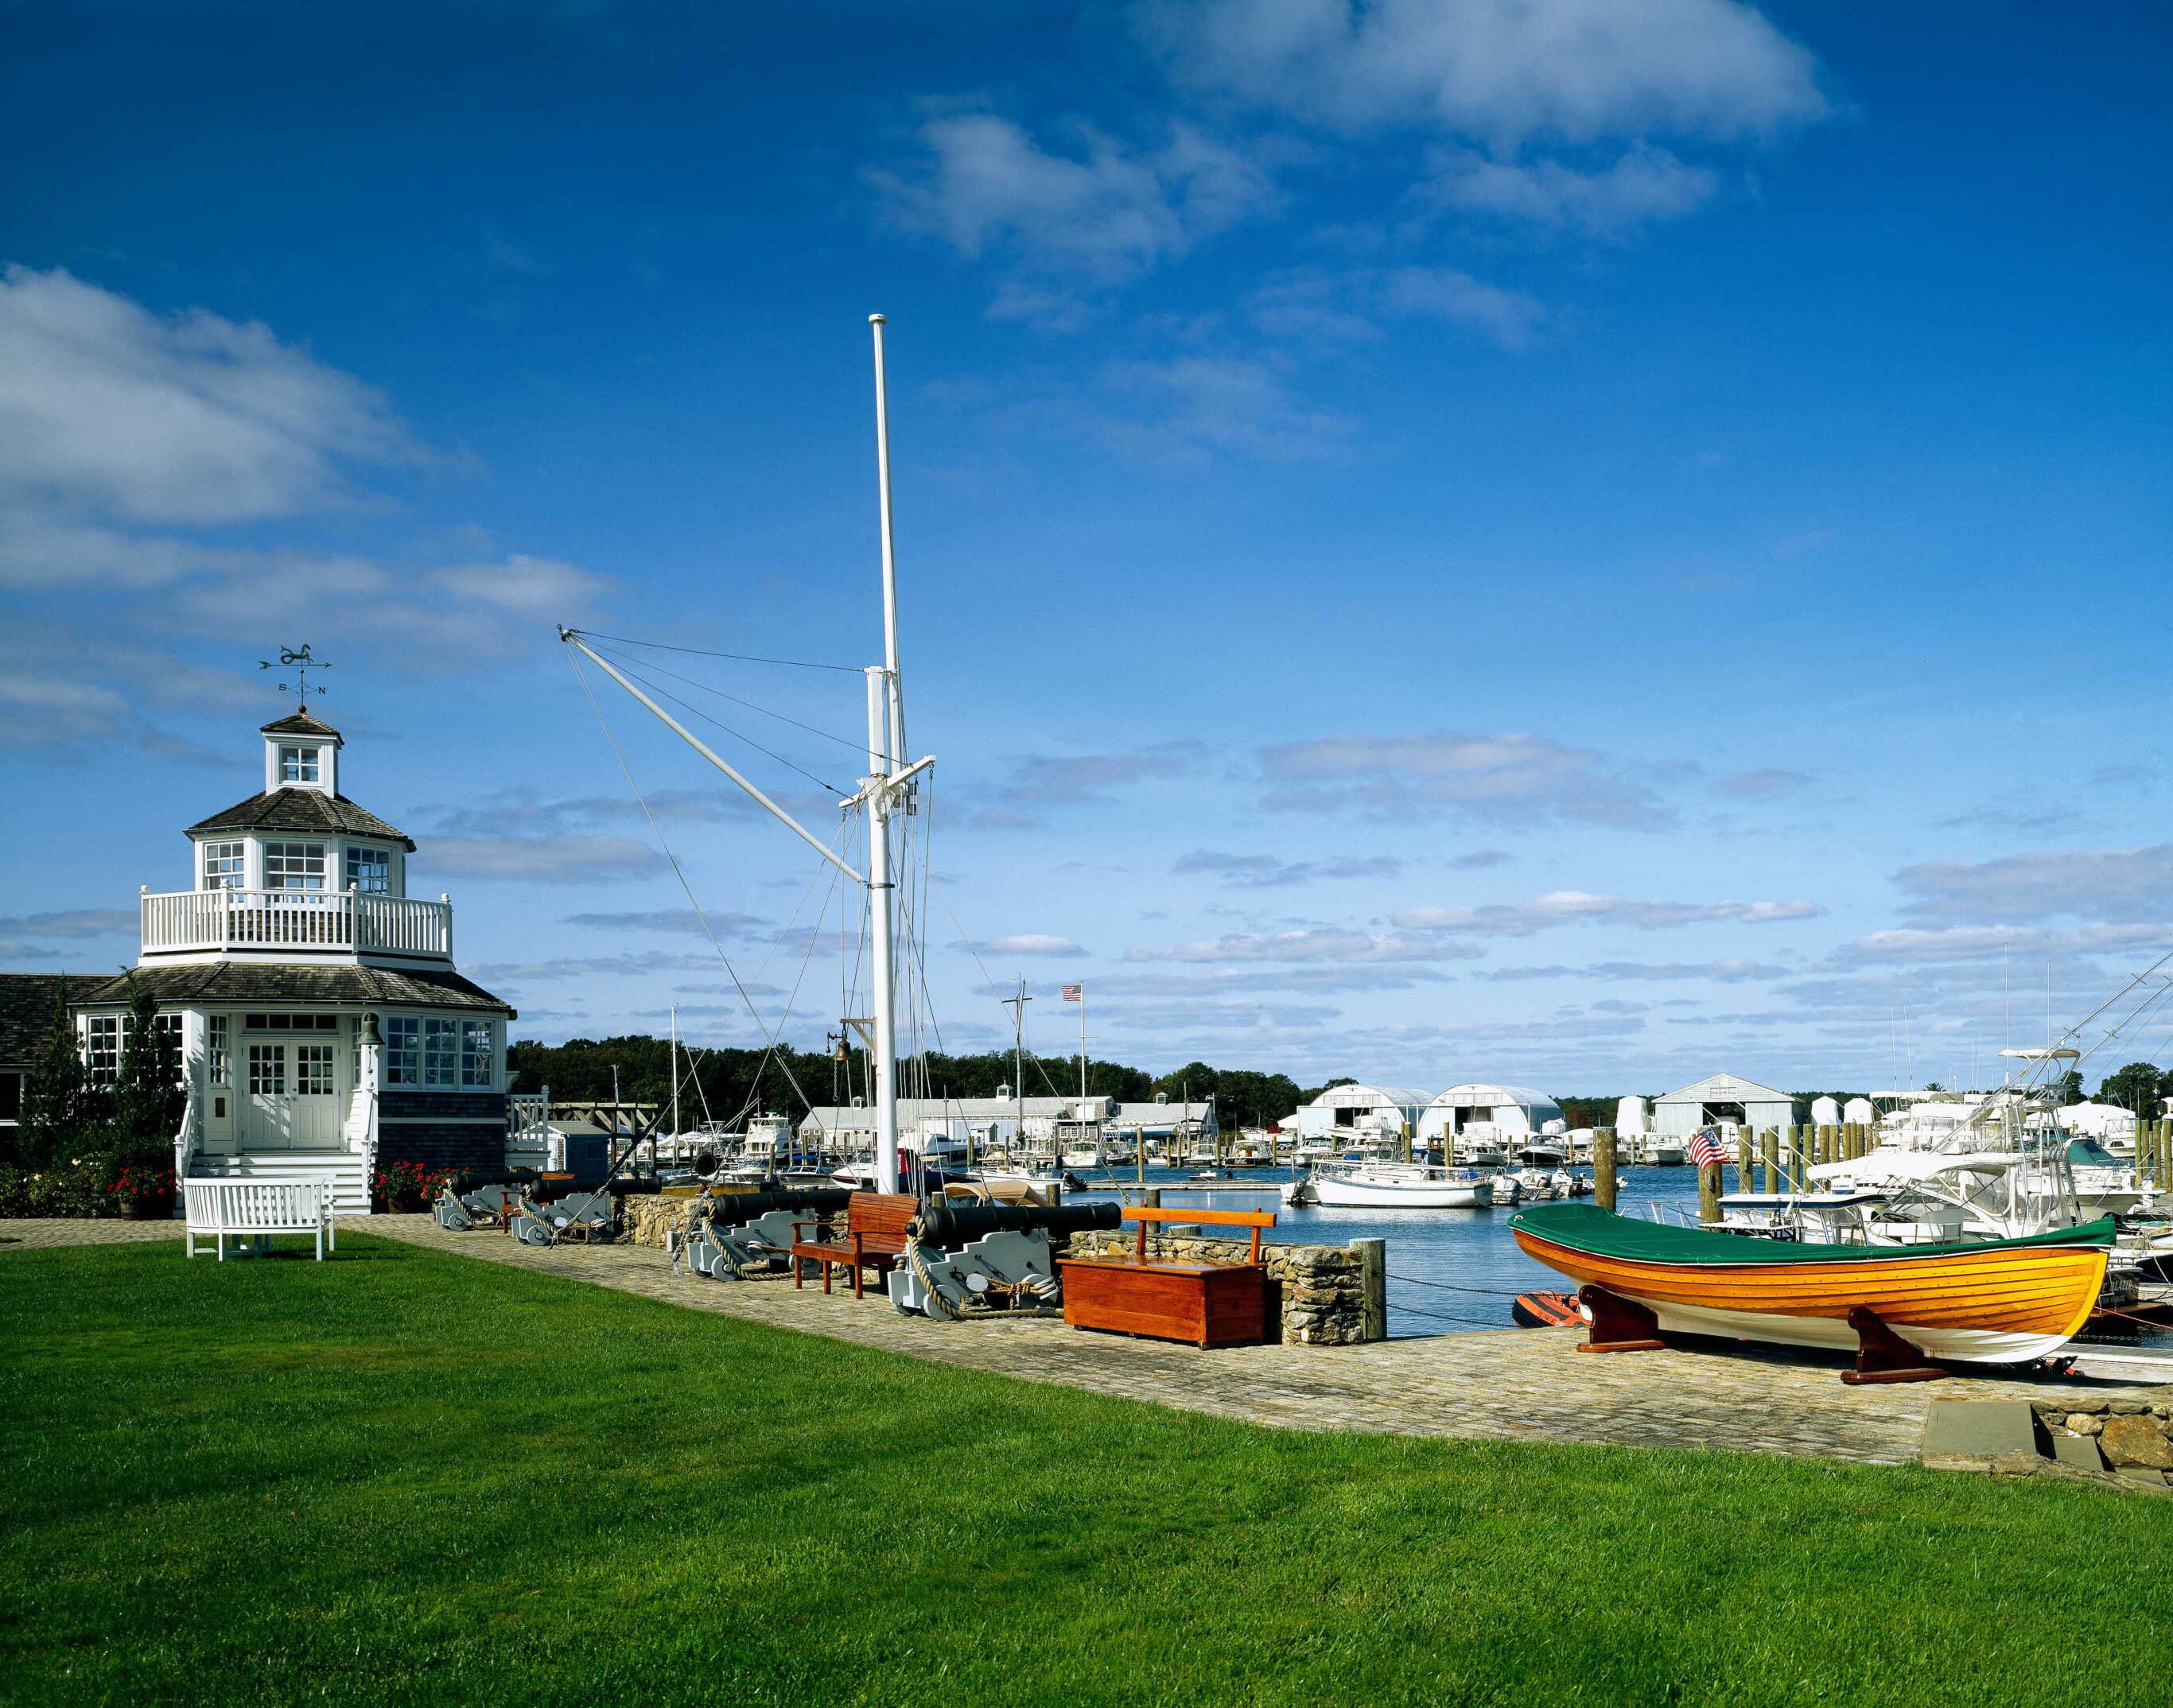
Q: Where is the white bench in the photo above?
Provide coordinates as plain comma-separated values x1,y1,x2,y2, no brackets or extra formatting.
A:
185,1180,336,1260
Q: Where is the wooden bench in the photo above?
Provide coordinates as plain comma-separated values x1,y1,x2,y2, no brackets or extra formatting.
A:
184,1180,334,1261
789,1190,917,1298
1056,1205,1276,1348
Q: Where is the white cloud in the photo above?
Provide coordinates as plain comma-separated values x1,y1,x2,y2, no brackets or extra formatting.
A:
1259,729,1671,827
1895,844,2173,924
1250,265,1545,351
1125,927,1483,964
959,934,1086,956
562,908,770,938
1714,767,1811,798
871,113,1276,317
1149,0,1829,148
0,908,138,938
1393,891,1821,935
422,833,664,885
0,265,409,526
1094,355,1358,460
1173,849,1403,887
1422,142,1718,235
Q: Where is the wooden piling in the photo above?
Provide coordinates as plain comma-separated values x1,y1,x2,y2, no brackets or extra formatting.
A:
1595,1127,1618,1211
1761,1126,1778,1194
1736,1126,1754,1197
1351,1238,1386,1342
1697,1159,1721,1227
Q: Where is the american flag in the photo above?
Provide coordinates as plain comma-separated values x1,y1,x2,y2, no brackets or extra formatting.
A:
1061,984,1082,1002
1688,1126,1729,1168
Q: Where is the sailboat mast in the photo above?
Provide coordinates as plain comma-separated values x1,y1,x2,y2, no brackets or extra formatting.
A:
868,313,904,1195
670,1004,679,1145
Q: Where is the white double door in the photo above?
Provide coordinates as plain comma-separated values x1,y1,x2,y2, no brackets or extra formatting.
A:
243,1035,341,1151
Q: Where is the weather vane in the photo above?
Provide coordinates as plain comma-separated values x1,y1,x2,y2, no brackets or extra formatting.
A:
259,645,331,711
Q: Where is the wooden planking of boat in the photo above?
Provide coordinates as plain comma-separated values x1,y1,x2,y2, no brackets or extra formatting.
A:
1509,1202,2113,1364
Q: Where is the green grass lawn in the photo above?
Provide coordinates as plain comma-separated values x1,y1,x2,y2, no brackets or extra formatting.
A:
2,1236,2167,1708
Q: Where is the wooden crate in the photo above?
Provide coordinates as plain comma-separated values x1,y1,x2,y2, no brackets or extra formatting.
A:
1056,1255,1269,1349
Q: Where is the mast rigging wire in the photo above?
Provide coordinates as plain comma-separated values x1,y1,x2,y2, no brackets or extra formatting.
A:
566,645,826,1115
565,628,862,673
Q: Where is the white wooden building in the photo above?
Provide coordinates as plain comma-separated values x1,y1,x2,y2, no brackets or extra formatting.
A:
57,708,516,1213
1652,1071,1798,1139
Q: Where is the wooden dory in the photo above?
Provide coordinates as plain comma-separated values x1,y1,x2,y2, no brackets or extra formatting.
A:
1509,1202,2113,1364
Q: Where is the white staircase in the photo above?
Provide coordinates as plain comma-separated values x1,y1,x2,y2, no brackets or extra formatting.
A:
189,1151,373,1217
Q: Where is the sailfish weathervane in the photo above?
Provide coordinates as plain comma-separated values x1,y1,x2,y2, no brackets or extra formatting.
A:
259,645,331,712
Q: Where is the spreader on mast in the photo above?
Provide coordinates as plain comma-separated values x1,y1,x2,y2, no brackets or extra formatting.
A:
562,315,931,1192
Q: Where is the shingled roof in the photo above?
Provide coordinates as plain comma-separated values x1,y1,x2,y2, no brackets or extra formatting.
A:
186,788,414,850
260,710,343,739
0,974,110,1069
72,962,514,1018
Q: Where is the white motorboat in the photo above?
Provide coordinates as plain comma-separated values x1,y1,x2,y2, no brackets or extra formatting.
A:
1310,1162,1495,1209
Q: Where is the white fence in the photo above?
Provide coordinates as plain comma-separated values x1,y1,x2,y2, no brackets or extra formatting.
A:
142,889,451,959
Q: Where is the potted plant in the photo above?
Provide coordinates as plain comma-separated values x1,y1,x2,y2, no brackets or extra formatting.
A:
111,1159,177,1221
373,1159,441,1213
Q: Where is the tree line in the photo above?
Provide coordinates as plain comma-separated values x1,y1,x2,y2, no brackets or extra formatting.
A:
506,1035,1341,1131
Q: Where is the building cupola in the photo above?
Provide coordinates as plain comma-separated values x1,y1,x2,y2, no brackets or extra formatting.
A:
261,710,343,797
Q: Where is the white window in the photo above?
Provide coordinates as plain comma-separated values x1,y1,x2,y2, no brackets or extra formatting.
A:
200,840,246,890
280,744,321,784
208,1015,229,1085
263,841,326,890
460,1020,493,1088
423,1018,457,1087
248,1043,286,1097
85,1015,124,1084
344,844,391,895
385,1016,419,1085
295,1043,334,1096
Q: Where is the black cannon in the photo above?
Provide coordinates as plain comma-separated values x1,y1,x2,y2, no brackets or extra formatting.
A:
890,1198,1121,1318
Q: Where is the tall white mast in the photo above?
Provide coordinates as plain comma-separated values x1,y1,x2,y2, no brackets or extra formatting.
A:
559,315,932,1199
669,1004,680,1144
868,313,904,1194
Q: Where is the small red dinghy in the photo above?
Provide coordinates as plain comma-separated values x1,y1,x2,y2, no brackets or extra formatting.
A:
1512,1289,1584,1329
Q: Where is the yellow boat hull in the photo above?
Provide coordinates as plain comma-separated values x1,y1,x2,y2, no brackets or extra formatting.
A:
1510,1225,2107,1363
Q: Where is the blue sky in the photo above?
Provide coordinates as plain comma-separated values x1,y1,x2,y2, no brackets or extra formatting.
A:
3,2,2171,1093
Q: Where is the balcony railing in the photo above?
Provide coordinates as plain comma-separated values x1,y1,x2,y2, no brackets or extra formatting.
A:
141,887,453,961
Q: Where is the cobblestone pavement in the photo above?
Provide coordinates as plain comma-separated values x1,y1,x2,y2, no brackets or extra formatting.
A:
0,1217,186,1249
354,1217,2173,1466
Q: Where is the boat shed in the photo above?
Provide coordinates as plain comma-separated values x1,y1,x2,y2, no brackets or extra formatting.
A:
1284,1083,1432,1141
1417,1084,1565,1146
1654,1072,1798,1137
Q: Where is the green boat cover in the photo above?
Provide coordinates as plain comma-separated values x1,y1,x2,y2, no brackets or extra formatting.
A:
1509,1201,2116,1266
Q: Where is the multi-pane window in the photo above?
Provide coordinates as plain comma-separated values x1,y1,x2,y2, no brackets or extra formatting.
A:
208,1015,229,1085
84,1015,124,1084
385,1017,420,1086
344,844,391,895
280,744,321,784
423,1019,458,1087
294,1044,334,1096
242,1014,337,1031
459,1020,493,1088
262,841,326,890
247,1044,285,1097
200,840,246,890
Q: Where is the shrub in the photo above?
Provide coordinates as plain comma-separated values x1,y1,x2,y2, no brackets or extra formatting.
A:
0,1160,118,1218
371,1159,453,1209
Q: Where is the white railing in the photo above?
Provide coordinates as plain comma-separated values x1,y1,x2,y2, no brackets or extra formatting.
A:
142,888,453,960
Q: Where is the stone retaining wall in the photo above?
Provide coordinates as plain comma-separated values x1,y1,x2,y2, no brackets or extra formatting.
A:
1064,1229,1370,1345
615,1199,1373,1346
2032,1396,2173,1485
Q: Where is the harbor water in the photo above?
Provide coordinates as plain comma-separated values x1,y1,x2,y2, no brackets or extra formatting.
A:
1071,1166,1708,1337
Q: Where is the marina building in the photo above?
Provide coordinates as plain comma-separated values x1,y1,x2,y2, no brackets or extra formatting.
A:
1284,1083,1431,1143
1416,1084,1565,1155
1653,1072,1798,1139
0,708,516,1213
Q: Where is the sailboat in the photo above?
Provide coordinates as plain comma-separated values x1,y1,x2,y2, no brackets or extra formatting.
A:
565,314,929,1195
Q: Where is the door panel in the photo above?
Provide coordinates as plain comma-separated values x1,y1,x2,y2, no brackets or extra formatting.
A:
245,1043,290,1150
